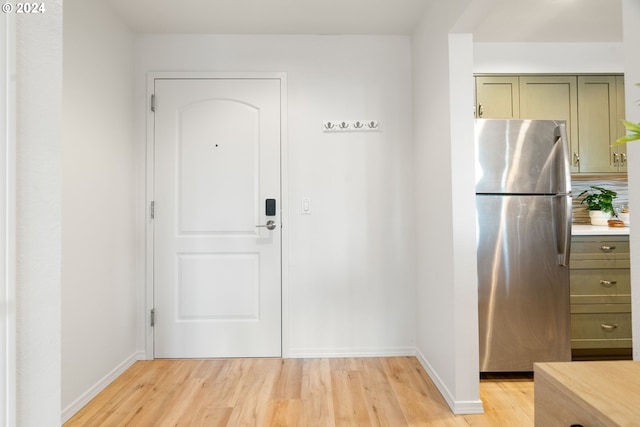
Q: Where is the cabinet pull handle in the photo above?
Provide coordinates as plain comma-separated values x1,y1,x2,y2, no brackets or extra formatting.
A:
621,153,627,165
599,280,617,287
599,245,616,252
600,323,618,331
613,152,620,165
478,103,484,118
573,152,580,165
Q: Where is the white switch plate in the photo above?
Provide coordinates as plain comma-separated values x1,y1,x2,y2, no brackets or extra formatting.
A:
302,198,311,215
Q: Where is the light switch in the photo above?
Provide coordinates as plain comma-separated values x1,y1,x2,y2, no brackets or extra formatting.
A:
302,198,311,215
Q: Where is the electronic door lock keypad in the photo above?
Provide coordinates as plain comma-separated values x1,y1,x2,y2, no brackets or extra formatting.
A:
265,199,276,216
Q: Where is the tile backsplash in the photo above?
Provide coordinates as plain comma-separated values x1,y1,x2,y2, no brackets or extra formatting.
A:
572,177,628,224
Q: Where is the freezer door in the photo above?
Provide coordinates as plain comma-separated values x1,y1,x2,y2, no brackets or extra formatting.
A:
475,119,571,195
477,194,571,372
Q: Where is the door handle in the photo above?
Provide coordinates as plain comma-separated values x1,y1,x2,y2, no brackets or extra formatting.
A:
256,220,276,231
556,195,572,267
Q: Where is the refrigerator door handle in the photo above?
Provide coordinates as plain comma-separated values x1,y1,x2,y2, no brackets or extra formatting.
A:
554,124,572,195
557,195,572,267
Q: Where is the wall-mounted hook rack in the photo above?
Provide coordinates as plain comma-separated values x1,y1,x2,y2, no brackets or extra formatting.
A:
323,120,380,132
324,121,336,130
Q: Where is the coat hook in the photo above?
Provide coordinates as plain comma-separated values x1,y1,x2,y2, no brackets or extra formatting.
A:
353,121,364,129
367,121,379,129
338,121,349,130
324,121,335,130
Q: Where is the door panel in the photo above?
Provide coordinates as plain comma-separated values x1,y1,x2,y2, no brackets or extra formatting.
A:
177,253,259,319
475,76,520,119
577,76,619,173
477,195,571,372
179,99,259,233
154,78,282,358
474,119,569,195
615,76,626,172
519,76,579,173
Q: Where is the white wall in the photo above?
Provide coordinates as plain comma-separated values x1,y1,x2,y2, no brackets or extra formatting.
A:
135,35,417,357
474,42,624,73
622,0,640,361
62,0,139,420
412,0,482,414
15,2,63,425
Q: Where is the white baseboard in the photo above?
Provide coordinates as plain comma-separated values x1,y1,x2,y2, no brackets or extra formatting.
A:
287,346,416,359
415,349,484,415
61,351,146,423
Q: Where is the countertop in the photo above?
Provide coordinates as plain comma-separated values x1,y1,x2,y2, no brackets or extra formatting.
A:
534,361,640,426
572,224,630,236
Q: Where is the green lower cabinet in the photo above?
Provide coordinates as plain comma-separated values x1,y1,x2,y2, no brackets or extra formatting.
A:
571,305,632,349
570,235,633,359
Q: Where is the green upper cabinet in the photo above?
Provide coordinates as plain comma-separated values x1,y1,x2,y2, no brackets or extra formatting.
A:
577,76,626,174
519,76,579,173
616,76,627,173
475,76,520,119
475,74,626,175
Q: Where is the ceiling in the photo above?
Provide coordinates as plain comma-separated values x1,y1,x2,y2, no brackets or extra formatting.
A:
104,0,623,42
103,0,430,35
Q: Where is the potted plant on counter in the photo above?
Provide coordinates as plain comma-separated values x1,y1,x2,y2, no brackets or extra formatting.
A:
578,186,618,225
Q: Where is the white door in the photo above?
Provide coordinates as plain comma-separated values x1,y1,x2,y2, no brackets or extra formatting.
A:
153,78,282,358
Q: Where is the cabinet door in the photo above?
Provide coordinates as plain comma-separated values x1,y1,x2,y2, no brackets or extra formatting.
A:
571,305,632,349
577,76,620,174
519,76,579,173
475,76,520,118
616,76,627,172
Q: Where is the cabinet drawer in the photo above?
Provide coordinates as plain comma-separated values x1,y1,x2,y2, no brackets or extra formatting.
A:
571,236,629,257
570,236,629,266
570,269,631,304
571,309,632,349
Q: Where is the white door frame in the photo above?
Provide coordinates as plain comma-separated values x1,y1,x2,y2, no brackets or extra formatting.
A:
1,12,16,426
145,72,289,359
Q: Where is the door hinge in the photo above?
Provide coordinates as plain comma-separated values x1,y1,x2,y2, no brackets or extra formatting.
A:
150,308,155,327
150,201,155,219
151,94,156,112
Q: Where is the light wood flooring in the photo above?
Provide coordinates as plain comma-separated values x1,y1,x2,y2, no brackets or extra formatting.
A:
64,357,534,427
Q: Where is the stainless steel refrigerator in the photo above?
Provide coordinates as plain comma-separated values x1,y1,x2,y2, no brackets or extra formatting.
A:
475,119,572,372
